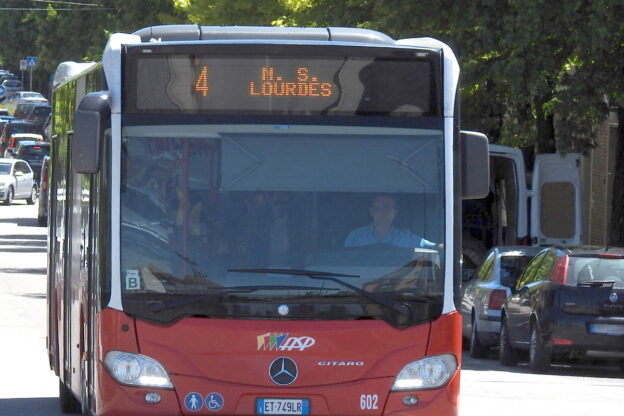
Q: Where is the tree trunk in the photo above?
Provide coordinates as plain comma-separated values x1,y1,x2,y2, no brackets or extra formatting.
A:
534,95,556,154
609,109,624,246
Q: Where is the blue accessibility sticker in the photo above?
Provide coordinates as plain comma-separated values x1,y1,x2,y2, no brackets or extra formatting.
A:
205,392,224,411
184,392,203,412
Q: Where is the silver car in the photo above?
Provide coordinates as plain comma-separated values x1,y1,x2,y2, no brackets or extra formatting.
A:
461,245,543,358
0,158,37,205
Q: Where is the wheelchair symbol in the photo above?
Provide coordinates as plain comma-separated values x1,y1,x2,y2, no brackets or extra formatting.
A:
205,392,224,411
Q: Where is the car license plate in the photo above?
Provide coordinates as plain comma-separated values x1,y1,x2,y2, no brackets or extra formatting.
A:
588,323,624,336
257,398,310,415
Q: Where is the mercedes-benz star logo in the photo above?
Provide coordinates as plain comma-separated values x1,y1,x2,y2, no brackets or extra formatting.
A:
269,357,298,385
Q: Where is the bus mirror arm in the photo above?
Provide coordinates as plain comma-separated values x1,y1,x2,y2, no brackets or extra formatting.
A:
460,130,490,200
72,91,111,174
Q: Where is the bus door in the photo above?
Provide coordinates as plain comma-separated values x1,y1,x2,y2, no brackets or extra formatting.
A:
530,153,582,246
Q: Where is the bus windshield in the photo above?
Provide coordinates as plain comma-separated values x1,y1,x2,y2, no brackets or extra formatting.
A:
120,123,445,326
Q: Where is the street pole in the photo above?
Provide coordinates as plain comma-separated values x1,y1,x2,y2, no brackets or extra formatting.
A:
29,67,33,91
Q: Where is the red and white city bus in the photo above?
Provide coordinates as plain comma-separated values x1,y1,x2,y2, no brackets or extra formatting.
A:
47,25,488,416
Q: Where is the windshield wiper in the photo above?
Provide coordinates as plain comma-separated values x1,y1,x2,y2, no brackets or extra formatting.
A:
149,285,336,312
228,268,413,318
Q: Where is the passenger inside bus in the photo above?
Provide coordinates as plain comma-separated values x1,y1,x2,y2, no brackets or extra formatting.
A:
344,194,437,249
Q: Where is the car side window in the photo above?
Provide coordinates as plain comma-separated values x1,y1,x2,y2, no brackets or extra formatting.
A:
535,251,557,282
476,251,496,281
516,252,546,288
16,161,31,174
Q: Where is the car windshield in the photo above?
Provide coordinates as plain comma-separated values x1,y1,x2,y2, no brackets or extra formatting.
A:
21,145,49,158
23,93,44,99
119,123,446,326
0,163,11,174
569,257,624,285
33,107,51,116
500,254,534,286
10,124,39,134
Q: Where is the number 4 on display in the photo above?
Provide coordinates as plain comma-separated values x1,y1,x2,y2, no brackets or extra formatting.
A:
195,66,209,96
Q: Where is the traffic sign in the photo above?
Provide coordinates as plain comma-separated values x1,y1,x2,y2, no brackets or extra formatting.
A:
20,60,27,71
26,56,38,68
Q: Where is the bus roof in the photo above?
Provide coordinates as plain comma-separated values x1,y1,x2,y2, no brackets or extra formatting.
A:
132,25,395,44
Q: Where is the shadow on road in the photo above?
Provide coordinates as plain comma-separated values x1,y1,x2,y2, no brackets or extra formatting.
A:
0,397,61,416
0,234,46,241
0,240,46,247
1,268,47,275
462,351,624,379
0,247,46,253
16,293,47,299
0,217,41,227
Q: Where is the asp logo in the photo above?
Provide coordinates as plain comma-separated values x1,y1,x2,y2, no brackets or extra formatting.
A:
257,333,316,352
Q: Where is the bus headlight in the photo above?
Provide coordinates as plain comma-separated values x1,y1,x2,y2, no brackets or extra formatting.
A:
104,351,173,389
391,354,457,391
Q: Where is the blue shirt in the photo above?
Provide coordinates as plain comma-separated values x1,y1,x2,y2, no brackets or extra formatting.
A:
344,225,436,248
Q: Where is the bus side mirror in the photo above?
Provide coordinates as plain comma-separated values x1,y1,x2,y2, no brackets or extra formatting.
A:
461,130,490,199
72,91,110,174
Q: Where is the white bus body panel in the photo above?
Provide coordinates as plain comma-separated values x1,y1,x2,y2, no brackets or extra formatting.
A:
398,37,459,314
103,33,141,311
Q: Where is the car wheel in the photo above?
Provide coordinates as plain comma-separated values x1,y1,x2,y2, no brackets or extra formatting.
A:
58,379,81,414
26,185,37,205
529,323,551,373
499,318,519,366
2,186,13,205
469,317,489,358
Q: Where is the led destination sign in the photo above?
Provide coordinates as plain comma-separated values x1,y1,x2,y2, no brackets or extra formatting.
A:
129,52,439,116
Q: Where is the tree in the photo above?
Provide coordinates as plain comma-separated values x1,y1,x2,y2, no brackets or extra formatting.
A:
0,0,186,95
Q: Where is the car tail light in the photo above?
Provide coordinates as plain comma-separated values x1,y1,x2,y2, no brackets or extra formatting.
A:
9,137,15,147
598,254,624,259
551,255,570,285
487,289,507,310
41,170,48,191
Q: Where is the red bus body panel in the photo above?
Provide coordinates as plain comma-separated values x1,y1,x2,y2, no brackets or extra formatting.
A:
93,308,460,415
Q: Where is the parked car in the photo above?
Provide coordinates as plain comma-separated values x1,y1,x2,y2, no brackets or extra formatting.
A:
0,109,10,117
0,116,15,134
461,245,543,358
500,246,624,373
1,79,23,96
4,133,44,158
0,119,41,154
14,141,50,180
2,91,48,115
37,155,50,226
0,158,37,205
23,104,51,127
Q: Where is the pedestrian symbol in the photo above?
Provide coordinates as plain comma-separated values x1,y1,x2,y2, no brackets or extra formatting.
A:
184,392,203,412
205,392,224,411
26,56,38,68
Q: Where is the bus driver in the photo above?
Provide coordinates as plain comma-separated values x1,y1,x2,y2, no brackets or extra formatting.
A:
344,195,437,249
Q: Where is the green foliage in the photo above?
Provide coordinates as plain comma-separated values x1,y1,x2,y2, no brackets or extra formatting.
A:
0,0,185,92
174,0,287,25
2,0,623,157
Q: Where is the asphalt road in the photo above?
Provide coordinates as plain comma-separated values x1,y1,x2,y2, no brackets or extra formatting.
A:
0,201,623,416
